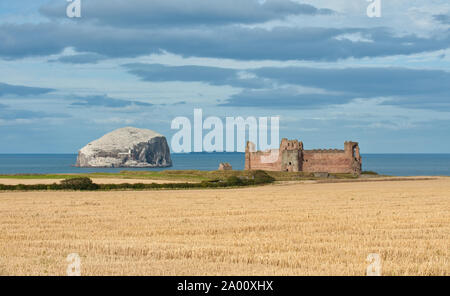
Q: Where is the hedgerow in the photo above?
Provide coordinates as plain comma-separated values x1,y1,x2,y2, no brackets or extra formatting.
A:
0,171,275,191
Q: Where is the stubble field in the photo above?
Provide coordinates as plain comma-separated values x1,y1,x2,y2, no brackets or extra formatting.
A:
0,177,449,275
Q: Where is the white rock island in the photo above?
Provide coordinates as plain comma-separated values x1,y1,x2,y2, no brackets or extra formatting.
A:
76,127,172,168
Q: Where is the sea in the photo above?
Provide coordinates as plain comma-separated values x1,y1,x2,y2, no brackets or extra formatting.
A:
0,153,449,176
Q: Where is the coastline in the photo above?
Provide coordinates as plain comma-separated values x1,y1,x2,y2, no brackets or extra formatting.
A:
1,153,450,176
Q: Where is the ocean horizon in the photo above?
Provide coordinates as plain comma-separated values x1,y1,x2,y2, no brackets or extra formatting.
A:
0,153,449,177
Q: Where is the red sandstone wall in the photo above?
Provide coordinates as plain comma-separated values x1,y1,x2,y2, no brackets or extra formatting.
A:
302,151,355,174
246,150,282,171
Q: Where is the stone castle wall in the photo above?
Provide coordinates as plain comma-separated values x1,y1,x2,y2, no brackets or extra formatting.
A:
302,150,354,174
245,139,362,175
245,149,282,171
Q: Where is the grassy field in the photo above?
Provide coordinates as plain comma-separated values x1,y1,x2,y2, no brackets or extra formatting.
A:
0,177,448,276
0,170,361,182
0,171,209,182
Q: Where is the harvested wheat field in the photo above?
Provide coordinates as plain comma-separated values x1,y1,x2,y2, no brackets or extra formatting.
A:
0,177,449,276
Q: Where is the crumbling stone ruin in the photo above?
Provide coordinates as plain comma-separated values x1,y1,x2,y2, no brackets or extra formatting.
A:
218,163,233,171
245,139,362,175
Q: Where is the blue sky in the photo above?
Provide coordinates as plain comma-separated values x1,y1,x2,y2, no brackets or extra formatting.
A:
0,0,449,153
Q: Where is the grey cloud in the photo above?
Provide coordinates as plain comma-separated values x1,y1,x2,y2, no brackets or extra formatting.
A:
433,14,450,25
49,53,106,64
124,63,266,88
40,0,334,27
254,67,450,98
125,63,236,82
172,101,187,105
0,82,54,96
0,104,67,120
70,95,153,108
0,22,448,62
221,67,450,110
123,63,450,110
124,63,450,110
379,96,450,111
219,88,350,108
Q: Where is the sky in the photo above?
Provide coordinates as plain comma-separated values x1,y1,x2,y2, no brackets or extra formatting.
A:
0,0,449,153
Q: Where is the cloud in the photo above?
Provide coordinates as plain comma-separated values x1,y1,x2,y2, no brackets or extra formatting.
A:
49,53,106,64
123,63,450,111
379,96,450,111
40,0,334,27
220,66,450,110
219,88,350,108
123,63,266,88
254,67,450,98
172,101,187,105
0,82,54,96
0,104,67,120
434,14,450,25
124,63,236,82
70,95,153,108
1,22,449,61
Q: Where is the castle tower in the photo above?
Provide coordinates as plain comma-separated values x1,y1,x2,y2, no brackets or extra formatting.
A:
245,141,255,170
280,139,302,172
344,141,362,174
344,141,361,160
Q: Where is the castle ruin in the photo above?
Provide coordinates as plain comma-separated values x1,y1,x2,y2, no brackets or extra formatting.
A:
245,139,362,175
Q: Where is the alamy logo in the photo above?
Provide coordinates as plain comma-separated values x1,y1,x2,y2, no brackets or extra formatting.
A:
171,109,279,155
66,0,82,18
366,253,382,276
366,0,381,18
66,253,81,276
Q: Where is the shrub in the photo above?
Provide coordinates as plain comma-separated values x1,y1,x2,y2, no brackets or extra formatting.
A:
362,171,378,175
132,183,146,190
226,176,244,186
60,177,99,190
251,170,275,184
